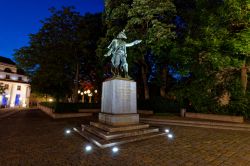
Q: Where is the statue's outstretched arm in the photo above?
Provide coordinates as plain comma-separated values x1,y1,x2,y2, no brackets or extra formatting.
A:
126,40,142,47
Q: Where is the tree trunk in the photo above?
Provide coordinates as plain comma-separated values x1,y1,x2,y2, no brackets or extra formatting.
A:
72,63,79,103
160,66,167,98
141,65,150,100
241,60,247,95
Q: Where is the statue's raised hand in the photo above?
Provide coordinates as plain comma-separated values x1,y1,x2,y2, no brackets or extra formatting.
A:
134,40,142,45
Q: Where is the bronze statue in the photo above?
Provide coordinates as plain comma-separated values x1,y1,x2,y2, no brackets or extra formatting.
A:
104,30,142,78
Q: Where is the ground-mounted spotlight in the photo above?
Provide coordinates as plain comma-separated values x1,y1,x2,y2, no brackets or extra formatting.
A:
85,145,92,152
167,133,174,139
165,129,170,133
112,147,119,153
65,129,71,134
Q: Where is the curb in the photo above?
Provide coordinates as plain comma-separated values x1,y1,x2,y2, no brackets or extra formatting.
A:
140,118,250,132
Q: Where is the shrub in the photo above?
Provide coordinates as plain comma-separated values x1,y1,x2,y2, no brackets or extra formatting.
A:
40,102,101,113
137,97,179,113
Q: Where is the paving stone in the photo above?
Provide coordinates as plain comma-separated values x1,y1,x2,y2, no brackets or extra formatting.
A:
0,109,250,166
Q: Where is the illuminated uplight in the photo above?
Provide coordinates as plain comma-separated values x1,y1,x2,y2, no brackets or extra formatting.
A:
49,98,53,102
94,90,97,93
81,92,84,96
6,94,10,98
84,91,87,94
88,93,93,97
112,147,119,153
22,103,27,107
87,90,90,94
85,145,92,152
65,129,71,134
165,129,170,133
19,97,23,101
78,90,81,94
167,133,174,139
10,103,15,107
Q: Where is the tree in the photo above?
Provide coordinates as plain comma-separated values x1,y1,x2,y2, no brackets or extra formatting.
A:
0,83,6,95
14,7,103,101
102,0,177,99
172,0,250,115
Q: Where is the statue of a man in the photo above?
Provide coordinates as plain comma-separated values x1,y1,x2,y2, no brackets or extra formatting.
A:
104,30,142,78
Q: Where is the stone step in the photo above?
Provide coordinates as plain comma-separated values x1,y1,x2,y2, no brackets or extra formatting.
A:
83,125,159,140
74,127,166,148
140,118,250,132
141,118,250,128
90,122,149,132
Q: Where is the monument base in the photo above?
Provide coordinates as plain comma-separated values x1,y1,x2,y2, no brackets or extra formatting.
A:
99,113,139,126
74,122,166,148
76,79,165,148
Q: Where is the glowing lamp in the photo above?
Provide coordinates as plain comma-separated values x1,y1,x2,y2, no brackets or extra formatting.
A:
112,147,119,153
165,129,170,133
65,129,71,134
168,133,173,139
85,145,92,152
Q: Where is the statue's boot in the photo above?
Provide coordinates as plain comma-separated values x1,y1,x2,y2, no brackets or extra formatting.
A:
125,72,132,79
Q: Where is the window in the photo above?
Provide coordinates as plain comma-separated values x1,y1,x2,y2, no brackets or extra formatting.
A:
18,77,22,81
4,84,9,90
4,68,12,73
6,75,10,79
17,86,21,91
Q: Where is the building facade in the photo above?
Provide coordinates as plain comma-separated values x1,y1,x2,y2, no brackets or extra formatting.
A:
0,56,30,108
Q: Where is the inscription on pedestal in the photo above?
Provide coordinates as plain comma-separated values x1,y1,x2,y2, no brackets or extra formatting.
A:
101,79,137,115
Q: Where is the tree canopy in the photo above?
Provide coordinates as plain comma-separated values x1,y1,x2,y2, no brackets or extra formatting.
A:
14,1,250,117
14,7,103,101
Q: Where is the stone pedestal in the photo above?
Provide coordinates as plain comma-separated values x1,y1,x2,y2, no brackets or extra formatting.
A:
77,78,165,148
99,79,139,126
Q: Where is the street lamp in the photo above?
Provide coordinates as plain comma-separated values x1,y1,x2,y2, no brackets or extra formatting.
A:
88,93,93,103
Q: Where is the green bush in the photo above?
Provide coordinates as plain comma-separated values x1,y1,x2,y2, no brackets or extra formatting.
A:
137,97,179,113
137,99,152,110
172,77,250,119
40,102,101,113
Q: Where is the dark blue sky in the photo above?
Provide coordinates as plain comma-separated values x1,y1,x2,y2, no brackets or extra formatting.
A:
0,0,104,60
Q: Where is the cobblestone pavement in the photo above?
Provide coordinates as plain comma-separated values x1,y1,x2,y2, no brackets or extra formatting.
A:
0,109,250,166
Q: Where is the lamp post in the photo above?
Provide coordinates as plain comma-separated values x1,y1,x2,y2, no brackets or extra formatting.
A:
86,90,92,103
88,93,93,103
80,92,84,103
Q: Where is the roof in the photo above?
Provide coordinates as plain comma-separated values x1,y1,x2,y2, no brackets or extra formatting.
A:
0,56,16,65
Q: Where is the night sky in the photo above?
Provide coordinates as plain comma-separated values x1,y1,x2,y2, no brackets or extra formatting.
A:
0,0,104,60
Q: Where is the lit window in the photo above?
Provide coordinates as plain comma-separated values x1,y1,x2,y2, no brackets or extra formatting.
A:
17,86,21,91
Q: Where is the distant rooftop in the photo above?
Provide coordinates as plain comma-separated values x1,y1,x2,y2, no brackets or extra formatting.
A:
0,56,16,65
